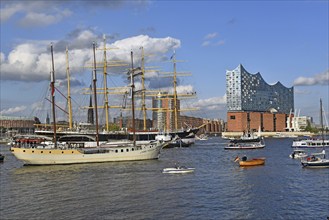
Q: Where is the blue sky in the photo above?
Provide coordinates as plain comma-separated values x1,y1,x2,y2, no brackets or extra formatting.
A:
0,0,328,125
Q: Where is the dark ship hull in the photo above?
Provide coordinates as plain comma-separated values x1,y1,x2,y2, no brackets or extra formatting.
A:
35,128,199,142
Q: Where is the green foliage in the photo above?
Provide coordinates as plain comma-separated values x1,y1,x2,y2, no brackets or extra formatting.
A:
108,123,120,131
304,121,319,133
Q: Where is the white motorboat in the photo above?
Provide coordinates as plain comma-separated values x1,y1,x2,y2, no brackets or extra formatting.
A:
196,134,208,141
162,166,195,174
289,149,308,159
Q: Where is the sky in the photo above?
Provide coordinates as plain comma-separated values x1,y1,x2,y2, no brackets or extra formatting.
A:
0,0,328,125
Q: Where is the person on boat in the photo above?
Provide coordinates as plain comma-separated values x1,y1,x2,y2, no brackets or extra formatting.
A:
242,155,247,161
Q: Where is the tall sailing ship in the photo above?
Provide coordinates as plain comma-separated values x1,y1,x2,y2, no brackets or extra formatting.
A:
10,43,167,165
33,38,201,145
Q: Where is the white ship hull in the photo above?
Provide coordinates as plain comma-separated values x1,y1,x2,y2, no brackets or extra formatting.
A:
292,139,329,148
10,142,165,165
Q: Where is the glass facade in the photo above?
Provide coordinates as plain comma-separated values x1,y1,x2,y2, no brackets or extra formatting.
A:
226,64,294,114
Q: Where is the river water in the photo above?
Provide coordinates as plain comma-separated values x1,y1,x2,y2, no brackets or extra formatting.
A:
0,137,328,220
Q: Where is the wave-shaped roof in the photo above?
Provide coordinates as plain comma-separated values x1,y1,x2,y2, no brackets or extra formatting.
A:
235,64,293,90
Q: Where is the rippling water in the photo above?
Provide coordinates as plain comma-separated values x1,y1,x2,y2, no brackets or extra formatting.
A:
1,137,328,220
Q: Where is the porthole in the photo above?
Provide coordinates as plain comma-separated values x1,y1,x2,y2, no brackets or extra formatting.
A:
23,150,25,152
126,149,129,152
41,151,43,153
121,149,124,152
32,151,34,153
132,148,134,151
49,151,51,154
62,151,64,154
72,151,74,153
115,150,118,153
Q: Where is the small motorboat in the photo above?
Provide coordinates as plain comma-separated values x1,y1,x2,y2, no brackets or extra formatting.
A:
301,150,329,168
196,134,208,141
234,156,265,167
289,149,308,159
162,165,195,174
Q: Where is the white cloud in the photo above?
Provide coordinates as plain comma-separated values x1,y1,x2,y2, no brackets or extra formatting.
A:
215,40,225,46
175,85,194,94
202,32,225,47
1,32,181,82
202,41,210,47
192,95,226,109
204,32,218,40
18,9,72,27
180,95,227,119
112,35,180,62
293,70,329,86
0,106,27,115
1,1,149,26
0,2,24,22
0,52,5,63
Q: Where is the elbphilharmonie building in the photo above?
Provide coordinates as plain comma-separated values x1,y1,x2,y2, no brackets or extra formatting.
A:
226,64,294,114
226,64,294,132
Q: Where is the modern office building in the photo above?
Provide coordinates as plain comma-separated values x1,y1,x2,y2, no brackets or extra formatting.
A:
226,64,294,132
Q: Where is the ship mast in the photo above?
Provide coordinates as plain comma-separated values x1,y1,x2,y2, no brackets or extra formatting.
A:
172,51,179,131
50,43,57,148
155,51,196,132
130,50,136,146
140,47,147,130
102,35,110,132
320,98,324,144
92,42,100,146
66,46,73,129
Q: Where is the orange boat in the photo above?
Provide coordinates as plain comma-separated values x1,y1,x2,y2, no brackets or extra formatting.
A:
234,156,265,166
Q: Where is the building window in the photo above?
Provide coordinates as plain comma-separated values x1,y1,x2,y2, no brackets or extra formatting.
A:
230,115,236,120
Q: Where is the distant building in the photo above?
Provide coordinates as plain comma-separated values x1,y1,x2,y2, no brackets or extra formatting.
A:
226,64,294,132
87,89,94,125
152,92,181,132
0,116,37,134
287,115,314,132
113,116,153,131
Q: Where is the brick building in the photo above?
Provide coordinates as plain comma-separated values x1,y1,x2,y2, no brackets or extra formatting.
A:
0,116,38,134
227,112,289,132
226,64,294,132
